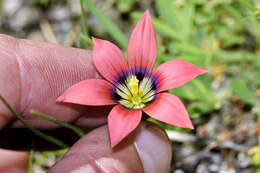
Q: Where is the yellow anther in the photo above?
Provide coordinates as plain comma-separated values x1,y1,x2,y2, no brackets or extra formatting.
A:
129,76,139,95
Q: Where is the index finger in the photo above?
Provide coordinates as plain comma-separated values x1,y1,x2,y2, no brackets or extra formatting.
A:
0,34,108,130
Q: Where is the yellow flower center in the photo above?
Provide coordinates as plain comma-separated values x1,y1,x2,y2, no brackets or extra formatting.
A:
129,76,139,94
115,75,155,109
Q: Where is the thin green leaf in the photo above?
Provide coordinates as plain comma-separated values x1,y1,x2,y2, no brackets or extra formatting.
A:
80,34,93,48
238,0,257,11
191,79,215,103
231,80,254,104
131,12,183,41
27,149,34,173
79,0,91,48
155,0,181,32
171,42,202,56
30,110,85,137
117,0,136,13
82,0,128,49
181,2,195,40
79,0,89,38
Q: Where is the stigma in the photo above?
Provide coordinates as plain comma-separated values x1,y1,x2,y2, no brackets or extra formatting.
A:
129,76,139,94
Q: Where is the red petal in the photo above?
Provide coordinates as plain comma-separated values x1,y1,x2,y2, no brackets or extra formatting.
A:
155,60,208,92
143,93,193,129
108,105,142,147
57,79,115,106
128,11,157,70
92,37,128,83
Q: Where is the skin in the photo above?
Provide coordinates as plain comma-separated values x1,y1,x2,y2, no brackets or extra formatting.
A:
0,34,172,173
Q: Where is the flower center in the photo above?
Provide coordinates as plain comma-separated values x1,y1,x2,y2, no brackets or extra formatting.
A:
113,74,156,109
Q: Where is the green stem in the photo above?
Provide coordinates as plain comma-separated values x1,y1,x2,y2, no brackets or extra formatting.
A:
27,149,34,173
82,0,128,49
80,0,89,35
79,0,90,47
30,110,85,137
0,94,67,148
80,34,93,47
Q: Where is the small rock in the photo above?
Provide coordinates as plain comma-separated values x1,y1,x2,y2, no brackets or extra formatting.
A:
178,144,195,158
9,6,40,31
27,31,45,41
196,163,209,173
219,163,236,173
211,154,223,164
173,169,185,173
237,152,251,169
209,164,219,172
3,0,23,17
53,20,72,44
239,168,253,173
68,0,81,16
55,20,72,32
204,115,221,137
219,170,236,173
48,5,71,21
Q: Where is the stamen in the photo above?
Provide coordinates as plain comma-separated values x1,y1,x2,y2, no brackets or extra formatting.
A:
113,68,159,109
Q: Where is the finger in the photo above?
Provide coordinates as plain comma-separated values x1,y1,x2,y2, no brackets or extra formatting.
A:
0,34,109,129
49,122,172,173
0,35,21,128
0,149,28,173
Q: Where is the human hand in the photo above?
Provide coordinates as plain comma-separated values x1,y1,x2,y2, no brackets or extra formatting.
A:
0,34,172,173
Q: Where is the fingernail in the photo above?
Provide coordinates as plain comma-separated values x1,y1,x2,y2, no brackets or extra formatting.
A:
70,164,96,173
95,157,127,173
134,123,172,173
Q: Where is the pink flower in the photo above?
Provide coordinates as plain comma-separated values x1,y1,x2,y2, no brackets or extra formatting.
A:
57,11,207,147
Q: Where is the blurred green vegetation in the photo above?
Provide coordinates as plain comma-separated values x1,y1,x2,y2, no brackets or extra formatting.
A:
79,0,260,167
80,0,259,127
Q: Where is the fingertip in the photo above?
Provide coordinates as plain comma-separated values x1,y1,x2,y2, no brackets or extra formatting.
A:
49,125,144,173
134,122,172,173
49,122,172,173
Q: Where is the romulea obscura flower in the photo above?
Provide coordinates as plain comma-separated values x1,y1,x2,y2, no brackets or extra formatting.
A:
57,11,208,147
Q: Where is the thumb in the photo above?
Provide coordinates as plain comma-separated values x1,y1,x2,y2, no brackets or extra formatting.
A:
49,122,172,173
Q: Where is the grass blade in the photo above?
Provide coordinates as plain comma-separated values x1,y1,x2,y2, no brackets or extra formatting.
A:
231,79,254,104
30,110,85,137
27,149,34,173
79,0,91,48
80,34,93,48
0,94,67,148
131,12,183,41
80,0,89,35
155,0,181,32
181,2,195,41
82,0,128,49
